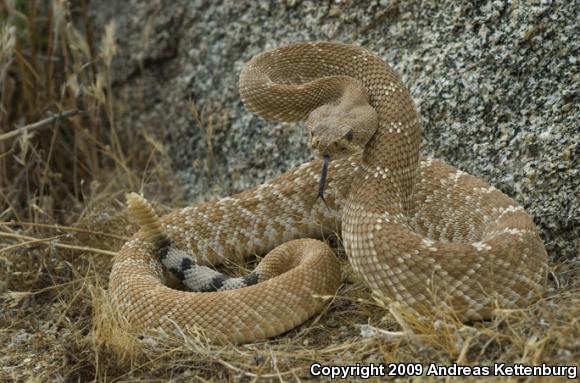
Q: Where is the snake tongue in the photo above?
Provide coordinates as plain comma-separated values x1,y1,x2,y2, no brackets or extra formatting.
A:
317,155,331,207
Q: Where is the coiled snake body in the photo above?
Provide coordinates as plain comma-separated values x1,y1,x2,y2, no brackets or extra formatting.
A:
109,42,547,344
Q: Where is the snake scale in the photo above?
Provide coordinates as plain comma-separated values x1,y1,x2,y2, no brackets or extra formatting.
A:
108,42,548,344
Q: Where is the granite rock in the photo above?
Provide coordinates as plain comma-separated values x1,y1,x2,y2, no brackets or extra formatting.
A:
86,0,579,259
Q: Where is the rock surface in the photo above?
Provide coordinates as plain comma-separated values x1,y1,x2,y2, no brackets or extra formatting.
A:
87,0,578,259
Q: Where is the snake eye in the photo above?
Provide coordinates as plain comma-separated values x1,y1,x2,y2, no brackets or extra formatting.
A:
344,129,354,142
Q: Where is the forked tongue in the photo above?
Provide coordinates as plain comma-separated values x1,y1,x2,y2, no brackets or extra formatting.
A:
317,155,331,208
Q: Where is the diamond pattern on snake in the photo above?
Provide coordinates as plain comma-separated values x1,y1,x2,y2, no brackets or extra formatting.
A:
108,42,548,344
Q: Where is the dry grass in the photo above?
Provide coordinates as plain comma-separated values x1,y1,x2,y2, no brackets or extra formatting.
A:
0,2,578,382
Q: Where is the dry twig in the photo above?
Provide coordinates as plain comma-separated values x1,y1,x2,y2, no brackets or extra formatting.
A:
0,109,81,143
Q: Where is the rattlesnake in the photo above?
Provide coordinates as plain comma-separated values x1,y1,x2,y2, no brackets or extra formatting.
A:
109,42,547,344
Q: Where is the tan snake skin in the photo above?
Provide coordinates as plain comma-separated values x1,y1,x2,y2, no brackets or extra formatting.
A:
108,42,548,344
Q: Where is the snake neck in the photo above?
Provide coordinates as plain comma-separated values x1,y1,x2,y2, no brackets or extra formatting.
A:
360,78,422,214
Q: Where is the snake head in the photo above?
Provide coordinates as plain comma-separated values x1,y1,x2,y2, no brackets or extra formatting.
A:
306,85,378,160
